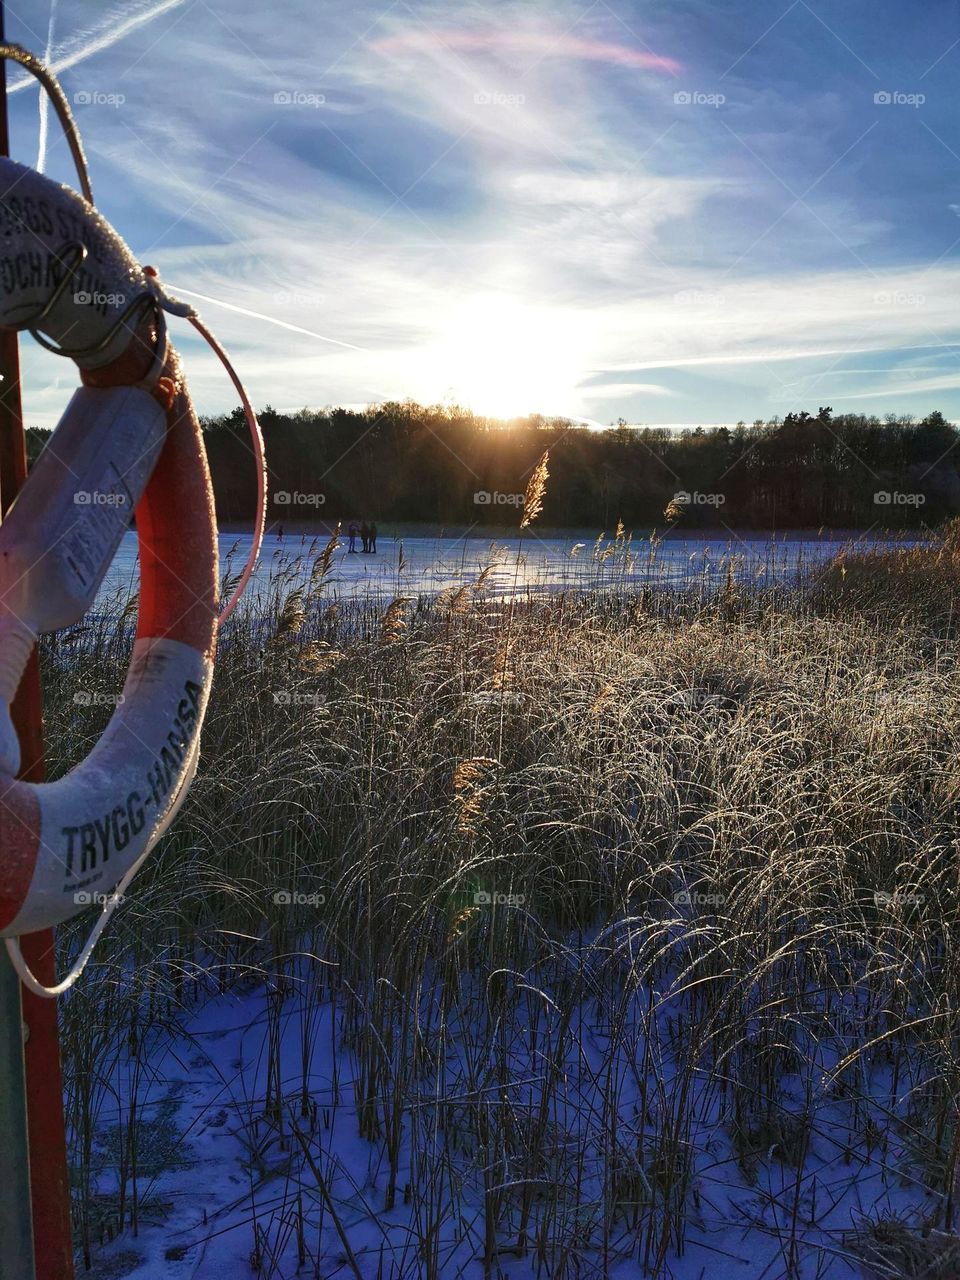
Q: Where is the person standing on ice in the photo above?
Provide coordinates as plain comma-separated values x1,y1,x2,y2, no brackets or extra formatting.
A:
360,520,370,553
369,521,378,553
348,520,359,553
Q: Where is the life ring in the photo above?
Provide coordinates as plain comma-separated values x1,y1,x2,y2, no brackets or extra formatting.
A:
0,154,219,939
0,53,265,973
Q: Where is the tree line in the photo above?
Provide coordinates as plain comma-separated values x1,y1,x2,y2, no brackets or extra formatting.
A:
28,403,960,529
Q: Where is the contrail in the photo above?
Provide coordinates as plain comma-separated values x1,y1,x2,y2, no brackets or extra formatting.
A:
593,342,960,374
169,285,367,352
10,0,190,93
36,0,58,173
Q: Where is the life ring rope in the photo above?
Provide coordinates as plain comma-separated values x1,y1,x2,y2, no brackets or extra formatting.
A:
186,310,267,623
142,273,267,625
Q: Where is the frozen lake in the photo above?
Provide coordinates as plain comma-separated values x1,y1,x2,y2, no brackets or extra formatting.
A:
98,527,919,608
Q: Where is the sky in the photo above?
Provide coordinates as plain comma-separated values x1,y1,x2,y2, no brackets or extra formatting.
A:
5,0,960,429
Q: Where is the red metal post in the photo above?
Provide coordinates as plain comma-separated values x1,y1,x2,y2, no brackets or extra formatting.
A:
0,6,76,1276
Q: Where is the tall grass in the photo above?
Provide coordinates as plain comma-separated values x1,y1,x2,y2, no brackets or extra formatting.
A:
42,530,960,1278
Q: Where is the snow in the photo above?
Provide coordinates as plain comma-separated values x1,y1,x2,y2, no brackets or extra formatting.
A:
99,529,918,607
80,966,930,1280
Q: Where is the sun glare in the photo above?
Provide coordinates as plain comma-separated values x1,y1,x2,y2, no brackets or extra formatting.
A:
427,293,585,419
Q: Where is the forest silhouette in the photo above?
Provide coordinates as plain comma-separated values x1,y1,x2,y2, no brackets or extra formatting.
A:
28,402,958,528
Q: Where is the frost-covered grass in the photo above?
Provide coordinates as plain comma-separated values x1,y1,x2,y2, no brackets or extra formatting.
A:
43,531,960,1278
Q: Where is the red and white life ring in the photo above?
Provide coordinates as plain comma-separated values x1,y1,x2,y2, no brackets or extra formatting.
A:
0,57,265,978
0,155,220,939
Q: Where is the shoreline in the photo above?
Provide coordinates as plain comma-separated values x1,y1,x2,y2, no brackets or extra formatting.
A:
220,520,925,542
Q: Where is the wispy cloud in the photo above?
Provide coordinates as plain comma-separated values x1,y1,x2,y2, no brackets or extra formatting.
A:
35,0,58,172
8,0,960,430
828,374,960,400
582,381,676,398
9,0,190,93
370,29,682,75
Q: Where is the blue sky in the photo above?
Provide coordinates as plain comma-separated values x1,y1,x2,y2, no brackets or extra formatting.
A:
6,0,960,428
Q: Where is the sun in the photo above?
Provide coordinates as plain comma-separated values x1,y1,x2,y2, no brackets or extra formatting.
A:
427,293,584,419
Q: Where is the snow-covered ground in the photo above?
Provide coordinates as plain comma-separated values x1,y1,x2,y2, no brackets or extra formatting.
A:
81,968,931,1280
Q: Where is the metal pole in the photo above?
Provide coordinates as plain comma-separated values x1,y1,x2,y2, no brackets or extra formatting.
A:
0,6,38,1275
0,970,33,1280
0,5,74,1276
